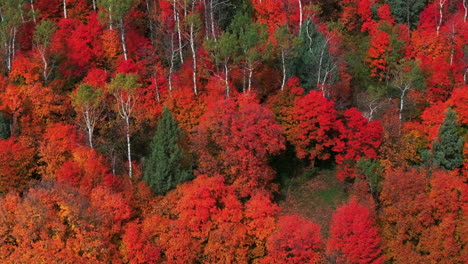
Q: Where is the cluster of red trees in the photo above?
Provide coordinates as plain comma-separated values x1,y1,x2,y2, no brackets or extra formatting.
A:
0,0,467,262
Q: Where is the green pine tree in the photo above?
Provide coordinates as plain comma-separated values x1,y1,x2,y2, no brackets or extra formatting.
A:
385,0,426,29
431,108,464,170
287,19,337,92
143,107,192,194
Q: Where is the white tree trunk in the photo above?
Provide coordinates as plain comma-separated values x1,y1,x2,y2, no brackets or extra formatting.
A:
247,66,253,92
298,0,303,34
189,21,198,96
63,0,67,19
436,0,446,36
210,0,217,41
174,2,184,63
30,0,37,23
153,74,160,103
281,49,286,91
92,0,96,12
317,38,330,95
40,50,48,83
120,19,128,61
109,7,113,30
224,63,230,97
399,85,409,124
84,107,94,148
125,116,132,178
464,0,467,23
168,34,175,96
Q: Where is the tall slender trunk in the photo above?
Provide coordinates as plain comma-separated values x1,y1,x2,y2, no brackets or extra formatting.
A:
224,63,230,97
31,0,37,23
281,49,286,91
153,73,160,103
399,85,409,125
84,107,94,148
210,0,217,41
189,21,198,96
120,19,128,61
168,34,175,96
317,38,329,94
247,66,253,92
298,0,302,34
464,68,468,84
63,0,67,19
450,24,455,65
109,7,113,30
242,66,246,93
464,0,467,23
436,0,446,36
6,27,16,73
125,116,132,178
92,0,96,12
40,50,48,83
174,2,184,63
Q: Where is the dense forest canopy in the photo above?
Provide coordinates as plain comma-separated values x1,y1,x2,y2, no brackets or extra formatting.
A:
0,0,467,263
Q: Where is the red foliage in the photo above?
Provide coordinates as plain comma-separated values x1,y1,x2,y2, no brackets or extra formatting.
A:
380,168,466,263
289,90,340,162
366,30,391,80
262,215,323,264
121,221,161,263
193,93,285,196
334,108,383,181
39,123,83,178
0,137,35,194
327,200,384,264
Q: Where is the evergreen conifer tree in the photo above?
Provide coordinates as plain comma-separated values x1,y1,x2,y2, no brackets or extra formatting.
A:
287,19,336,92
431,108,464,170
143,107,192,194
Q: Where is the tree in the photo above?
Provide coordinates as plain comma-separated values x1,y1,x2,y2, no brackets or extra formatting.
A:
334,108,383,181
229,12,269,92
71,83,102,148
288,90,340,164
275,26,297,91
431,108,464,170
193,94,285,196
0,137,34,194
385,0,426,29
327,200,384,264
0,182,117,263
107,73,140,178
390,60,425,124
98,0,133,61
262,215,324,264
0,0,24,73
33,19,56,83
287,19,337,93
204,31,239,97
143,106,192,195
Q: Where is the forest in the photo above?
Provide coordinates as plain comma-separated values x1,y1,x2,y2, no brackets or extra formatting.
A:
0,0,467,263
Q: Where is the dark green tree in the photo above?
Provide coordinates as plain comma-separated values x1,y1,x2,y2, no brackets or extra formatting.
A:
287,19,337,92
431,108,464,170
143,107,192,194
357,158,383,206
385,0,426,29
0,112,10,139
